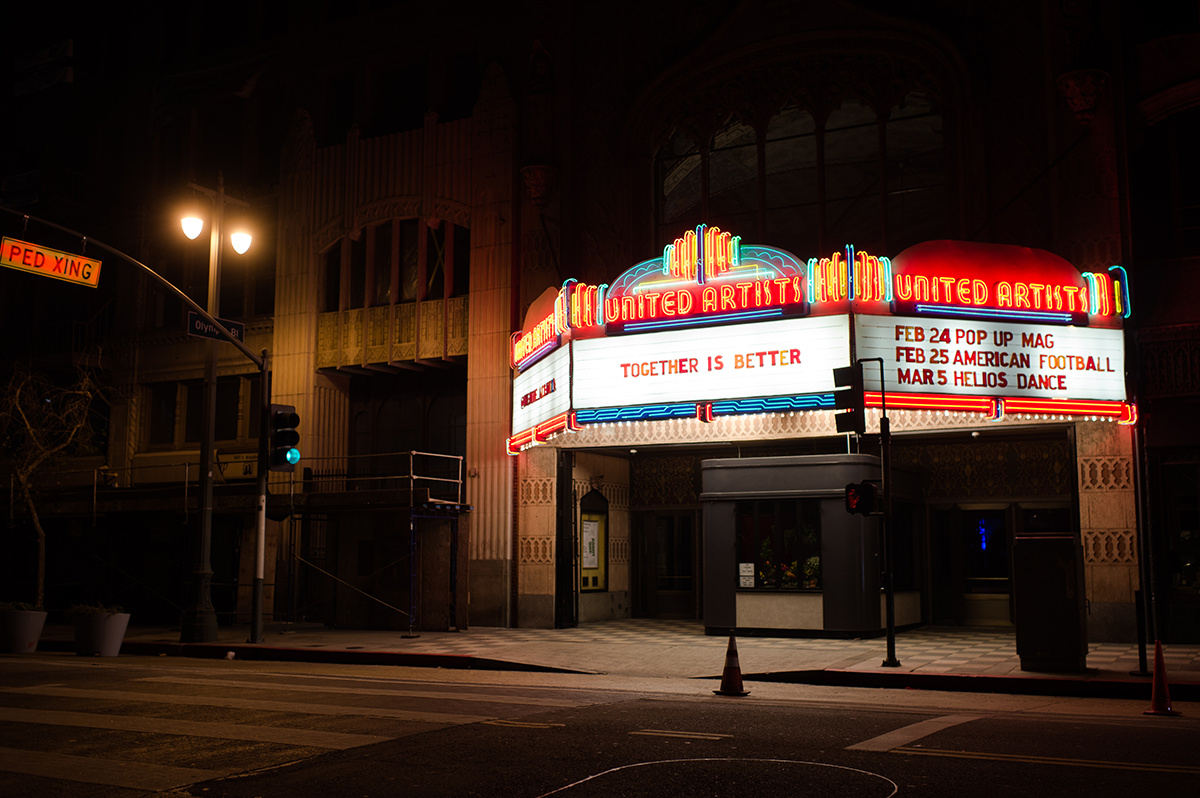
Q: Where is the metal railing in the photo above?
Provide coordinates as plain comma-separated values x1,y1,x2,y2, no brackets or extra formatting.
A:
301,450,465,504
5,449,465,521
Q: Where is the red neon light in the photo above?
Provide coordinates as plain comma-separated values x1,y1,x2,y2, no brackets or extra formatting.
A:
534,411,571,442
507,427,535,455
1002,397,1128,416
869,392,998,414
862,393,1132,421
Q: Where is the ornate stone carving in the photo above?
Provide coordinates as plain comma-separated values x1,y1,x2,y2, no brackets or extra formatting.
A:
521,165,556,212
520,477,555,505
1079,456,1133,492
519,536,555,564
1057,69,1109,127
1083,528,1136,564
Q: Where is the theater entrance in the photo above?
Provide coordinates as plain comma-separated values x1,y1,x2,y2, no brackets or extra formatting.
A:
633,510,700,619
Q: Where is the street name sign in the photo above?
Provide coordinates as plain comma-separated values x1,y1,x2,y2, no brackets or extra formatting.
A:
187,311,245,343
2,236,101,287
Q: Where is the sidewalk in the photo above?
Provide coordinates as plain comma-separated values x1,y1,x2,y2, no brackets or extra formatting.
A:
36,619,1200,701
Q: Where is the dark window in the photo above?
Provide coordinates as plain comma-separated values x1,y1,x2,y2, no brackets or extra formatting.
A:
148,383,177,446
349,235,366,308
372,222,392,305
215,377,239,441
736,499,822,589
399,219,420,302
426,224,445,299
184,381,202,444
184,377,242,444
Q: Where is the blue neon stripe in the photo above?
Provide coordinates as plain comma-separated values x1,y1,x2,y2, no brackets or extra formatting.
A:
915,304,1074,324
623,307,783,333
711,393,834,414
575,403,696,423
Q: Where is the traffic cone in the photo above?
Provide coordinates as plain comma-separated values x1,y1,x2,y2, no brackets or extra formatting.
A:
1143,640,1181,716
713,632,750,696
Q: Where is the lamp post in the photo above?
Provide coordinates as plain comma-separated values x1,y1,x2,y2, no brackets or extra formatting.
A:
179,172,251,644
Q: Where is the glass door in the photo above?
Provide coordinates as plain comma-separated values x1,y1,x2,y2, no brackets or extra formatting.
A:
634,511,699,619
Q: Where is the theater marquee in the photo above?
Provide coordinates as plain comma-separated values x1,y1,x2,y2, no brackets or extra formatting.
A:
508,228,1134,453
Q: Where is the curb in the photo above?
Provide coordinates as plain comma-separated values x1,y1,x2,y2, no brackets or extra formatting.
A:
36,638,590,674
748,668,1200,701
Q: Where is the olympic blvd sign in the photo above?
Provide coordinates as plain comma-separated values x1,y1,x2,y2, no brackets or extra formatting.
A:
1,236,101,288
508,227,1135,454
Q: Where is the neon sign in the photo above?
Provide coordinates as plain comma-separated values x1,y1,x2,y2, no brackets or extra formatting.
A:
507,231,1135,453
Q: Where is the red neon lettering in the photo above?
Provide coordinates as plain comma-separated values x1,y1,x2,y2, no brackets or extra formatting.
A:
720,285,736,311
678,289,693,315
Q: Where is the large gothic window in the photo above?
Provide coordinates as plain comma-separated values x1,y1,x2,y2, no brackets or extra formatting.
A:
656,87,944,258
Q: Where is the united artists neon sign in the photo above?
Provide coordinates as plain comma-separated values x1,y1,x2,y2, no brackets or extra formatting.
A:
507,231,1135,453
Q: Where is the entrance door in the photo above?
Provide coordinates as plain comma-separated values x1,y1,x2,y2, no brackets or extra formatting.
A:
930,505,1013,626
634,512,699,619
961,507,1012,626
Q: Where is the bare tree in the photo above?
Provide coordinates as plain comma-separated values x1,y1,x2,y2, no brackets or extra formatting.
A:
0,364,107,610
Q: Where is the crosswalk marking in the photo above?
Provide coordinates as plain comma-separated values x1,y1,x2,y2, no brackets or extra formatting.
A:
0,706,391,749
0,747,227,792
846,714,984,752
136,675,589,707
630,729,731,741
0,685,491,725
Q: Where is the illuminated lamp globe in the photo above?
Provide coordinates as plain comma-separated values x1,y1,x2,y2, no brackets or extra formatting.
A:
181,216,205,240
230,231,252,255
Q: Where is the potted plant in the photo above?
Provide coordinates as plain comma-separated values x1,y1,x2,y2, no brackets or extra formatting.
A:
0,601,48,654
68,604,130,657
0,365,108,627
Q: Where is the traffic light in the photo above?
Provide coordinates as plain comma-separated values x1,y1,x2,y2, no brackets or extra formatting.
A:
833,361,866,435
268,404,301,472
844,481,878,515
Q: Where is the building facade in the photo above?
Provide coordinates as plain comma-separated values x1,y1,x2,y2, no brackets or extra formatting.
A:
1,1,1196,646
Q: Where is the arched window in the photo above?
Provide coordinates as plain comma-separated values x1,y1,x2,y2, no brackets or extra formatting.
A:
656,89,944,257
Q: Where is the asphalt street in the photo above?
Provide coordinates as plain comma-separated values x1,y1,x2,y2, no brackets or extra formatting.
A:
1,653,1197,796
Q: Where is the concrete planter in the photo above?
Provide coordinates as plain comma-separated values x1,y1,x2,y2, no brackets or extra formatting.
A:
0,609,48,654
72,612,130,657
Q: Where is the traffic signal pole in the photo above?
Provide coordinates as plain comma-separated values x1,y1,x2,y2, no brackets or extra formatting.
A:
863,356,901,668
251,354,270,644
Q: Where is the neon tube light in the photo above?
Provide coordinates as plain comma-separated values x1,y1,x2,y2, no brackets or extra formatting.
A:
575,403,697,424
711,394,835,415
914,304,1075,324
622,307,784,332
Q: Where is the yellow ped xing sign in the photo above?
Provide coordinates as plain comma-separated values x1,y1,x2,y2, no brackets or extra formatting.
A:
2,236,101,288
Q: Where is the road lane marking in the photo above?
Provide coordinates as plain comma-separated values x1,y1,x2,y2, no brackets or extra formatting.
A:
630,729,731,741
0,706,391,749
0,685,490,725
0,746,226,791
135,675,588,707
846,714,984,752
482,720,567,728
895,746,1200,774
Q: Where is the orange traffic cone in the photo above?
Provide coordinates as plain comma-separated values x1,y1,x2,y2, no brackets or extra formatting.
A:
1143,640,1181,716
714,632,750,696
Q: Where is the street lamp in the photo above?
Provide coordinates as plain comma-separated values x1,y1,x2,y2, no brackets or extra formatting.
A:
179,172,251,644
